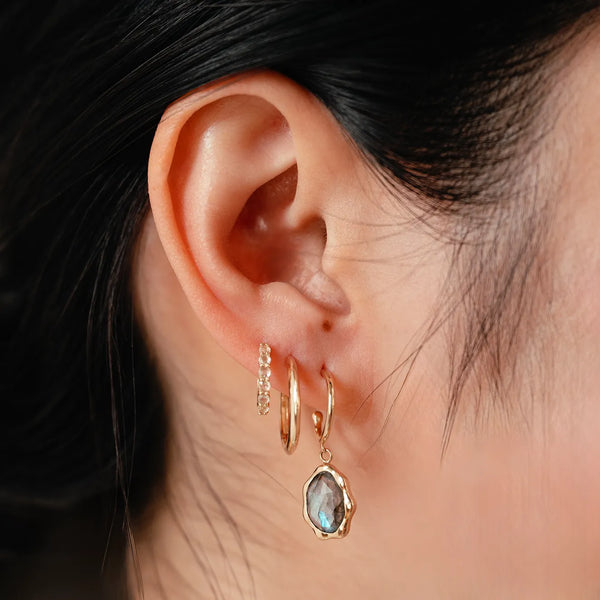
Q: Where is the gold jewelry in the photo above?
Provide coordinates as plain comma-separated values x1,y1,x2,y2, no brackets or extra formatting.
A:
280,356,301,454
302,367,356,539
256,342,272,415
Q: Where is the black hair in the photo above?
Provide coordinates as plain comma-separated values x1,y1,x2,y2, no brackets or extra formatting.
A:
1,1,598,597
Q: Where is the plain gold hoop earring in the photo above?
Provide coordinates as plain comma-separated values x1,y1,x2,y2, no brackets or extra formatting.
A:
280,355,301,454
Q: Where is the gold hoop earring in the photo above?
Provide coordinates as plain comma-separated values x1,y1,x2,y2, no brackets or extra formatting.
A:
302,367,356,539
256,342,272,415
280,355,301,454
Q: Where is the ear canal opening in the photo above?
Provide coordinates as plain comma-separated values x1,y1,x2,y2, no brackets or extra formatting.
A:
228,166,349,314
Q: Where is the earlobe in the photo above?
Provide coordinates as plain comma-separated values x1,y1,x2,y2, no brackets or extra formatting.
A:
147,71,356,398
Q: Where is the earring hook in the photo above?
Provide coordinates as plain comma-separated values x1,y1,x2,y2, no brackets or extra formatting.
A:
312,367,335,462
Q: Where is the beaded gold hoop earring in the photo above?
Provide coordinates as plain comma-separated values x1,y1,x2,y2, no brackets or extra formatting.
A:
302,367,356,539
280,356,301,454
256,342,272,415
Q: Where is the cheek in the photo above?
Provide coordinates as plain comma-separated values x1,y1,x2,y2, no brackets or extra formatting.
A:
437,425,600,594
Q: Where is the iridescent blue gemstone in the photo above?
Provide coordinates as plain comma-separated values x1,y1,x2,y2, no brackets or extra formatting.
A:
306,471,345,533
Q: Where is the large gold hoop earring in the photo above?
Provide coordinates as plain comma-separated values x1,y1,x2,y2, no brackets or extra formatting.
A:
280,355,301,454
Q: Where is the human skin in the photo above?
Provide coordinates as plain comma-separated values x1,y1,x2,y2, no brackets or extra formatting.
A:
130,23,600,599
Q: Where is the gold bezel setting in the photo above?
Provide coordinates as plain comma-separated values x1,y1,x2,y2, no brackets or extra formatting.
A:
302,463,356,540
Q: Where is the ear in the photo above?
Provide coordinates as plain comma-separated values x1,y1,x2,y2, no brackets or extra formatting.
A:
147,71,370,407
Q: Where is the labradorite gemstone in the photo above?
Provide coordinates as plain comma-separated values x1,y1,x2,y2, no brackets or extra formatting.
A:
306,471,345,533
